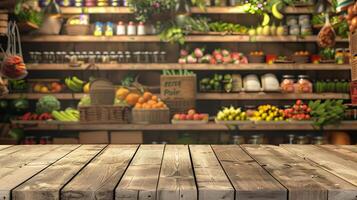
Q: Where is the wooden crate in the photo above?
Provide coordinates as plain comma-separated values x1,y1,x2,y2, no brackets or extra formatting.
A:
132,108,170,124
79,105,131,124
350,32,357,56
351,58,357,81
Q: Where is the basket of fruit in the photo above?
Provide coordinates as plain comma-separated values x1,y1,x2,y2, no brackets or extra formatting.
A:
172,109,209,124
350,32,357,56
64,15,91,35
165,99,196,116
248,51,265,63
131,92,170,124
291,51,310,63
79,105,131,124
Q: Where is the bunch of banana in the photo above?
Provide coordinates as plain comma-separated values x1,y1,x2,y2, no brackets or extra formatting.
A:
52,108,80,122
65,76,84,92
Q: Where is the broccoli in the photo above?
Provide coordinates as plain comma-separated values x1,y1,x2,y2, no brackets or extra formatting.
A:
36,95,61,114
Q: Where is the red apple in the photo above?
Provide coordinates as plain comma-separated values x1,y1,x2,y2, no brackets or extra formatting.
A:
193,114,201,120
179,114,187,120
186,114,194,120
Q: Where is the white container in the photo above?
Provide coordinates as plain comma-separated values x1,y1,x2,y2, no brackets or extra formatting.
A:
137,22,146,35
261,73,280,92
116,21,126,35
127,21,136,35
243,74,261,92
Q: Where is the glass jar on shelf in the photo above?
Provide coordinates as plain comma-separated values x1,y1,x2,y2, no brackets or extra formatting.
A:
29,51,36,63
281,75,295,93
42,51,49,63
312,136,325,145
232,135,245,144
110,51,118,63
143,51,150,63
286,134,296,144
152,51,160,63
48,51,55,63
102,51,110,63
296,75,313,93
133,51,141,63
95,51,102,63
160,51,167,63
296,135,309,144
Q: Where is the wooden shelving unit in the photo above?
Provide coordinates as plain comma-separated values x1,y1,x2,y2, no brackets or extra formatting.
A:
26,63,351,71
21,35,349,43
1,93,350,100
60,6,314,14
11,120,357,131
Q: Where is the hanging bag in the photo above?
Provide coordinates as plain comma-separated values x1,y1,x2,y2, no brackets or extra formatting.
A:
1,21,28,80
317,13,336,48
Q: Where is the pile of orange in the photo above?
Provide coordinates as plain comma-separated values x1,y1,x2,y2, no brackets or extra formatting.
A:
134,92,167,109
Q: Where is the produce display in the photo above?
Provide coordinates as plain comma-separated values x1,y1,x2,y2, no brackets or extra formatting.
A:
178,48,248,64
309,100,346,127
283,100,311,121
200,74,233,92
52,108,80,122
35,95,61,114
19,112,53,121
64,76,85,93
251,105,285,122
134,92,167,109
216,106,248,121
172,109,208,122
32,81,64,93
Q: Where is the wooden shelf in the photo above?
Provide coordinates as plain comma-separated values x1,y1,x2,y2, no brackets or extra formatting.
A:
11,121,357,131
60,6,314,14
1,93,350,100
196,93,350,100
26,63,351,71
21,35,349,43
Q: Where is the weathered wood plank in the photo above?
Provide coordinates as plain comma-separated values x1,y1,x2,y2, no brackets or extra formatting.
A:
243,145,357,200
282,145,357,187
157,145,197,200
319,145,357,163
0,145,79,200
0,145,12,151
13,145,105,200
115,145,165,200
61,145,138,200
189,145,234,200
212,145,287,200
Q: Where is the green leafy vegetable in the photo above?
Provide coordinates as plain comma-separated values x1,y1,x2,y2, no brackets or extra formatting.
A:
36,95,61,114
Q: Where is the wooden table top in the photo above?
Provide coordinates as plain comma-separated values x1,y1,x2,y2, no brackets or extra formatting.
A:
0,145,356,200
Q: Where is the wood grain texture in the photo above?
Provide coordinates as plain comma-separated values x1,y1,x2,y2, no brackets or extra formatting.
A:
282,145,357,187
0,145,12,151
61,145,138,200
115,145,165,200
13,145,105,200
0,145,79,200
212,145,287,200
244,145,357,200
189,145,234,200
157,145,197,200
319,145,357,163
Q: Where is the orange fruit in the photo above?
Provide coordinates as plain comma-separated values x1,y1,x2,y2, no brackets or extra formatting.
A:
151,95,158,101
157,101,164,108
135,103,142,109
116,88,130,100
40,86,49,93
147,100,156,105
143,92,153,101
138,97,145,104
125,93,140,106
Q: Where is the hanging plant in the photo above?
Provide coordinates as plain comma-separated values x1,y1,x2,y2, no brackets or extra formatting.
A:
128,0,206,22
14,0,44,27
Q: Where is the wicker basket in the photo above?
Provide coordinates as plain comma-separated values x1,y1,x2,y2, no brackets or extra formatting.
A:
90,79,115,105
165,99,196,116
351,58,357,81
350,32,357,56
79,105,130,124
248,55,265,63
291,55,310,63
132,108,170,124
64,24,91,35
